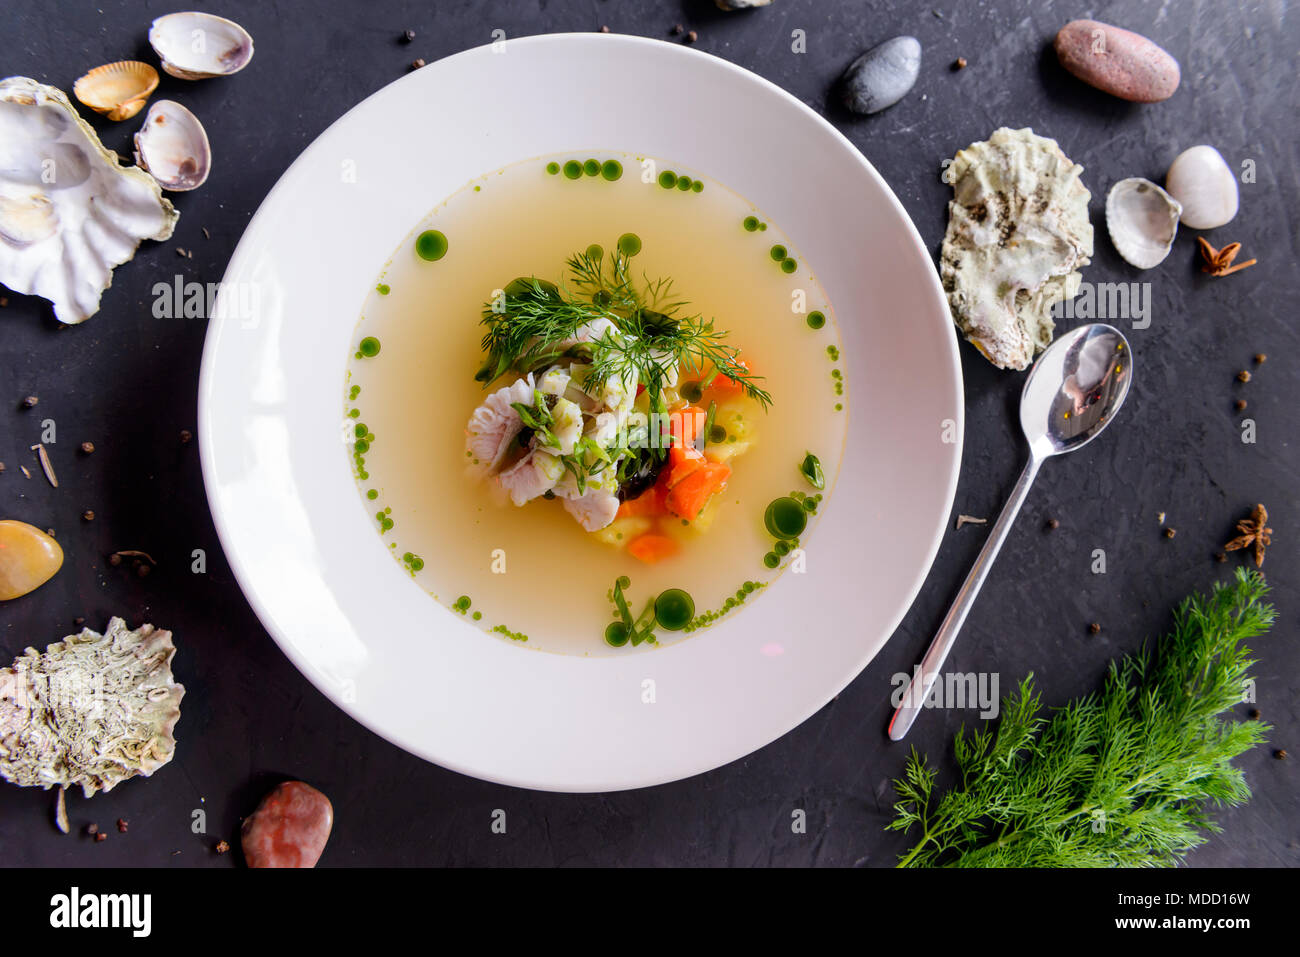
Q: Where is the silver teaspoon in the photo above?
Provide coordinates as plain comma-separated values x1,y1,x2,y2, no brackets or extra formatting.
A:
888,323,1133,741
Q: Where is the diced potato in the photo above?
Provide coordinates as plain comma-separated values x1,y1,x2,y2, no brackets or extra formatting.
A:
594,515,650,546
707,439,751,465
714,402,752,442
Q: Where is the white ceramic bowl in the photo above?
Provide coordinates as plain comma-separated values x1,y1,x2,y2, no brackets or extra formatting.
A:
198,33,963,791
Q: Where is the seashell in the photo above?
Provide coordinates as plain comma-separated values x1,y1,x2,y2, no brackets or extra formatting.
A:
0,77,178,324
72,61,159,121
148,11,254,80
1105,178,1182,269
1165,145,1238,230
0,618,184,797
133,99,211,191
939,127,1093,371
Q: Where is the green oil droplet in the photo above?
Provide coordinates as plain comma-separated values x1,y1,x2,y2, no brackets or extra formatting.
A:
563,160,582,179
770,245,787,261
743,216,759,232
601,159,623,181
546,161,560,175
359,336,381,357
765,496,808,539
415,230,448,261
654,589,695,631
658,170,677,189
781,258,798,274
583,158,601,177
376,283,390,295
807,310,826,329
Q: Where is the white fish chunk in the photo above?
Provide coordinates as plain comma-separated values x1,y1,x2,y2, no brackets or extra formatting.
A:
537,396,584,455
464,374,534,477
560,317,619,349
554,459,620,531
497,448,563,506
561,486,620,532
569,360,638,414
587,410,621,449
537,365,571,396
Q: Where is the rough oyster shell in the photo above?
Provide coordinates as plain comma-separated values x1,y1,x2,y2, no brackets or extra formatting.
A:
0,618,184,798
149,12,255,80
133,99,211,191
0,77,179,324
939,127,1093,371
73,61,159,121
1105,177,1181,269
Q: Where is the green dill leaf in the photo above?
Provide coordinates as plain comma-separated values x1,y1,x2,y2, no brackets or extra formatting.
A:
889,569,1274,868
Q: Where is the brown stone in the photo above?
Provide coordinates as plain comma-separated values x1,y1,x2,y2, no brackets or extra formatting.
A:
1054,20,1180,102
241,781,333,868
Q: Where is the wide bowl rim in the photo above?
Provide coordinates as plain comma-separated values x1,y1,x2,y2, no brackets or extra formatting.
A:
197,31,964,792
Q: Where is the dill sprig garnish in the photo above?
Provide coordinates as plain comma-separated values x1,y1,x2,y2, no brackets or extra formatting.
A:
476,243,770,407
889,569,1274,868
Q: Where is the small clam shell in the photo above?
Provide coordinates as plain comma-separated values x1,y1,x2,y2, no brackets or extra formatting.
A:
133,100,211,191
1165,145,1238,230
73,61,160,121
1105,177,1182,270
149,11,254,80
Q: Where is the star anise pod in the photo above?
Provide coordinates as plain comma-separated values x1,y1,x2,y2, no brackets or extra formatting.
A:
1197,237,1257,277
1224,503,1271,566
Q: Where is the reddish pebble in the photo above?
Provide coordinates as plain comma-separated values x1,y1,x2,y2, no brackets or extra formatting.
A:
241,780,333,868
1054,20,1180,102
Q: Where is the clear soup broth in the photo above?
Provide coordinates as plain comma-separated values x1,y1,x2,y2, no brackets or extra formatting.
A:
344,153,848,655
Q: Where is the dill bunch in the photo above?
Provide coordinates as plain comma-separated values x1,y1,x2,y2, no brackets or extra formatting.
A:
889,569,1274,868
476,243,770,407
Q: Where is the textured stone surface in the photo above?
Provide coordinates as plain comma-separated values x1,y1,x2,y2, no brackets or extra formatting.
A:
241,781,333,868
840,35,922,114
1,0,1296,867
1055,19,1181,102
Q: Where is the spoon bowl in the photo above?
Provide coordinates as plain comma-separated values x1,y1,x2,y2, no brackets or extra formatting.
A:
1022,323,1132,458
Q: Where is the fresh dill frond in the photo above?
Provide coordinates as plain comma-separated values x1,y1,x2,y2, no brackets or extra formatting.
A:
476,242,771,407
888,569,1274,868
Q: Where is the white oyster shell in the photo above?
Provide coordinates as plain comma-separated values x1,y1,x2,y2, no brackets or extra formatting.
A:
0,618,184,798
939,127,1094,371
133,99,211,191
149,12,255,80
1105,177,1181,269
0,77,179,324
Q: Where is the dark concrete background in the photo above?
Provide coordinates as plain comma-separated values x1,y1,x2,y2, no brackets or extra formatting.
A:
2,0,1296,866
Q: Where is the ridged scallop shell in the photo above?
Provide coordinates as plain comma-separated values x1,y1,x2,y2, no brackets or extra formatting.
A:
73,61,159,121
0,77,178,324
1105,178,1182,270
149,12,254,80
939,127,1094,371
133,99,211,191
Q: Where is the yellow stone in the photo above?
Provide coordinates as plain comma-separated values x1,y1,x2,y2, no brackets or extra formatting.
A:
0,520,64,600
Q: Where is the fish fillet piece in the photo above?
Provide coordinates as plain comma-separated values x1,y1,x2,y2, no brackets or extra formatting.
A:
464,374,535,477
497,448,563,506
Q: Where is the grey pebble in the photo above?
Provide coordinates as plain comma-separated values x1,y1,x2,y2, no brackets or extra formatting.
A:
715,0,772,9
840,36,922,115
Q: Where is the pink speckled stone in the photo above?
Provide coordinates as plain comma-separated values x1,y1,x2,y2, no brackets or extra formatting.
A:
1054,20,1180,103
241,781,333,868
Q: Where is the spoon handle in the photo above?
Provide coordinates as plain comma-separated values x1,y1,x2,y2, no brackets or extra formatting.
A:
888,455,1043,741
